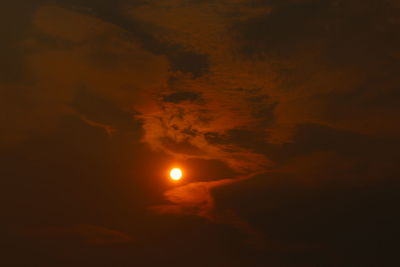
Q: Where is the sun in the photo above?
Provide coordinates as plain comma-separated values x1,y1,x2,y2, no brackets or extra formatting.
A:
169,168,183,181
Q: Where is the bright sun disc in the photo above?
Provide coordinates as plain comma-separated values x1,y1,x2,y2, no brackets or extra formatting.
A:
169,168,182,181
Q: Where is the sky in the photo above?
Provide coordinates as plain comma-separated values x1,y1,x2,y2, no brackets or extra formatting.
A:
1,0,400,266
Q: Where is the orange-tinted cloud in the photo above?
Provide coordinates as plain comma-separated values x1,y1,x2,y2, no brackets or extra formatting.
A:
1,5,169,145
152,173,266,242
2,0,399,242
1,1,399,265
129,0,400,148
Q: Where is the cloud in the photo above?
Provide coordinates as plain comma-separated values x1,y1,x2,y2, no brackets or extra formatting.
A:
122,2,400,250
18,224,132,246
0,5,169,146
233,0,400,139
153,179,231,218
127,0,400,155
3,1,398,171
151,172,269,245
1,1,399,265
33,6,119,42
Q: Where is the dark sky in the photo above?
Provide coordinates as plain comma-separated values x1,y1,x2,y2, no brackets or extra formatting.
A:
1,0,400,266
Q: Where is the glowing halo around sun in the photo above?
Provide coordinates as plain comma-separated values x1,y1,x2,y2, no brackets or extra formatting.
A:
169,168,183,181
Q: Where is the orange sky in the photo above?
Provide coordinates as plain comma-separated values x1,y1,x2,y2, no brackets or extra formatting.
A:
1,0,400,266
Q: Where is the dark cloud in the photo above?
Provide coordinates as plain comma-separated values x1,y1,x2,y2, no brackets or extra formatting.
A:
0,1,36,83
72,89,142,134
152,177,263,246
168,50,209,77
214,171,400,266
162,91,203,104
236,0,400,59
161,136,205,156
1,0,400,266
53,0,210,77
230,0,400,140
18,224,132,245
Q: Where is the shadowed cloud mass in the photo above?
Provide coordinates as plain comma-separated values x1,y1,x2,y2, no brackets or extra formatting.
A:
1,0,400,266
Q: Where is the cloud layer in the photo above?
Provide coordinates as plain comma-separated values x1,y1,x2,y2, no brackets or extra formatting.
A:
1,0,400,266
